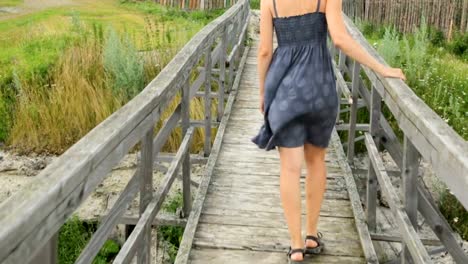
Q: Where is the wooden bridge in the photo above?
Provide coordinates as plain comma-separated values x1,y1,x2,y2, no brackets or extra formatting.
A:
1,1,467,263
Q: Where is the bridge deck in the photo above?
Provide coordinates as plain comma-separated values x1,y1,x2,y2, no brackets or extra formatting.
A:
187,38,366,263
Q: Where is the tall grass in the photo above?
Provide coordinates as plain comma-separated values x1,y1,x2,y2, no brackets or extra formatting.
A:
1,2,224,154
364,17,468,140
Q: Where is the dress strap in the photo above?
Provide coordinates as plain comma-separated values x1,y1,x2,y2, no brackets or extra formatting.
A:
272,0,279,18
315,0,321,13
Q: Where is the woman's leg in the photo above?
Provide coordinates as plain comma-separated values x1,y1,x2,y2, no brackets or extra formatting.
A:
303,142,327,248
278,145,304,261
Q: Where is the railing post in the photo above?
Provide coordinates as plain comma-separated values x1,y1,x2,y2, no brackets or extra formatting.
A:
137,127,154,264
366,85,381,232
338,49,346,74
227,20,238,92
29,232,58,264
347,60,361,163
204,39,213,156
181,78,192,217
217,26,228,122
402,135,421,264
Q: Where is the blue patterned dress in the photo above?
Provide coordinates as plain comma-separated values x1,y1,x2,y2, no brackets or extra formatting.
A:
251,0,338,151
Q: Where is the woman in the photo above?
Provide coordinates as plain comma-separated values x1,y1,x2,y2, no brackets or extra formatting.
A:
251,0,406,262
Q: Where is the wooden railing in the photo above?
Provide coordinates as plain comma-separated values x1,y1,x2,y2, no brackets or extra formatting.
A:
330,13,468,264
0,0,250,263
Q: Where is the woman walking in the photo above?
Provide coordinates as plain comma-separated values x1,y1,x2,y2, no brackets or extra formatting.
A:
251,0,406,262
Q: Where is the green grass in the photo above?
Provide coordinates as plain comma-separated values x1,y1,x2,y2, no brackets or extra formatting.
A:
0,0,225,151
367,24,467,140
250,0,260,9
158,190,185,262
59,216,120,264
0,0,22,7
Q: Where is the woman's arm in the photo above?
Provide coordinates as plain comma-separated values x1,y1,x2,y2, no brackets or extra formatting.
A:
257,0,274,114
326,0,406,80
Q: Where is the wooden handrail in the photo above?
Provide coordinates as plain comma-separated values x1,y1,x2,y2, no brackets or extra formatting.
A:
332,12,468,263
339,14,468,209
0,0,250,263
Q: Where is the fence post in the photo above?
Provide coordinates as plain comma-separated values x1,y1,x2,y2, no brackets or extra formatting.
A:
217,26,228,122
227,20,238,92
29,232,58,264
365,85,381,232
347,60,361,163
137,128,154,264
204,40,213,157
181,78,192,218
401,136,421,264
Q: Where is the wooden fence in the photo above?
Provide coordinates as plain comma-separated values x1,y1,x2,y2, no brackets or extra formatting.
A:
153,0,240,10
0,0,250,262
343,0,468,37
330,13,468,263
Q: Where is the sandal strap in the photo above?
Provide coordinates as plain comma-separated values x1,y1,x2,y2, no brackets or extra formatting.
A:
305,231,323,245
287,247,304,256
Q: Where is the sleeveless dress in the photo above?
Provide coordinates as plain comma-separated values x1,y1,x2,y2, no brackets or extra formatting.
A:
251,0,338,151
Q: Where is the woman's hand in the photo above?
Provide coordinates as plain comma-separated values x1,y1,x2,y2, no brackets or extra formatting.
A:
378,66,406,81
259,96,265,115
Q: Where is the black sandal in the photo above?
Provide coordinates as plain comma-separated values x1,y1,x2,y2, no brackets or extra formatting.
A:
304,231,325,255
287,246,304,263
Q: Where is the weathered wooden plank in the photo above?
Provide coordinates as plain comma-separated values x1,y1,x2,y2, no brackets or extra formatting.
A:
207,185,349,200
401,136,420,263
343,14,468,209
181,79,192,218
417,184,468,263
189,248,365,263
119,212,187,227
193,223,364,257
210,172,346,187
137,128,154,264
199,207,355,228
75,173,139,263
114,127,195,264
347,60,361,163
203,38,213,156
0,106,161,264
212,165,344,177
366,85,381,232
330,131,379,263
217,25,228,122
174,27,250,264
364,133,432,264
30,233,58,264
203,192,354,218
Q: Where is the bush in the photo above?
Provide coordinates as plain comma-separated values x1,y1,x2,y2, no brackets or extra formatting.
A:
59,216,121,264
103,27,145,102
447,31,468,61
250,0,260,9
377,26,400,67
439,190,468,240
157,190,185,262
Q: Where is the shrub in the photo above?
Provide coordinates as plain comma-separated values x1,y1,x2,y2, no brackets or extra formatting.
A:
103,27,145,102
58,216,121,264
447,31,468,61
439,190,468,240
377,26,400,67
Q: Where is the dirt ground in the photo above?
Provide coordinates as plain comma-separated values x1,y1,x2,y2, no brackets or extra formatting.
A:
0,0,75,20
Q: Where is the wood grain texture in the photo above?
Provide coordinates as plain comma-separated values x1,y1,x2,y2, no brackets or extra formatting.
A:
0,1,250,263
183,28,367,263
342,14,468,209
